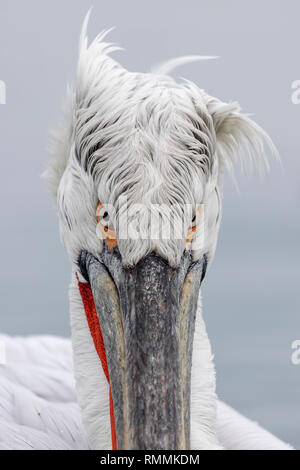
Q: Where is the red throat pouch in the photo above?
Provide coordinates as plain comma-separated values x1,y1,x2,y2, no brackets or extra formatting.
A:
77,278,118,450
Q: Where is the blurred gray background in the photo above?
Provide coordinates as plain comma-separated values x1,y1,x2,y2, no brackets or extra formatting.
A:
0,0,299,448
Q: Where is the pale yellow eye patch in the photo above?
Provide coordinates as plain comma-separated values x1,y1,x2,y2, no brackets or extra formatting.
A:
185,205,201,249
96,202,200,251
96,202,118,251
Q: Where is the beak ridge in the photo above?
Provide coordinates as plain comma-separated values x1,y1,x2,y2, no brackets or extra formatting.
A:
82,247,205,450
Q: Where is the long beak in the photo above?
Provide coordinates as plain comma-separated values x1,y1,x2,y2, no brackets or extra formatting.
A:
80,246,206,450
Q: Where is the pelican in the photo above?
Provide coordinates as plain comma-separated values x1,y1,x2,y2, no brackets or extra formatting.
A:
34,12,286,450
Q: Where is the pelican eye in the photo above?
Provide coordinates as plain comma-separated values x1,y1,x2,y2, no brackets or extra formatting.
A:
102,211,109,222
186,205,201,248
96,202,118,251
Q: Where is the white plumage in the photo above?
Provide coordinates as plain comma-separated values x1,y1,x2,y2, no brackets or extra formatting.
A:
0,334,292,450
0,12,290,451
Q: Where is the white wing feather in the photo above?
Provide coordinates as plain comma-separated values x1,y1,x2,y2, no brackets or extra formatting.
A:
0,334,292,450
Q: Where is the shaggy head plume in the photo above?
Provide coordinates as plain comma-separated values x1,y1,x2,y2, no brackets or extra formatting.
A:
44,10,276,268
